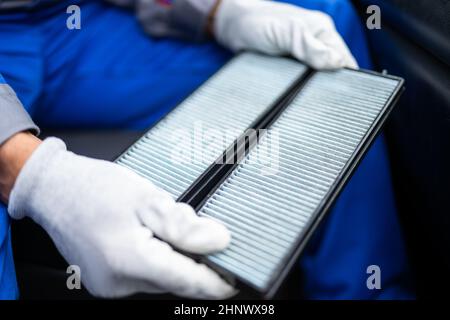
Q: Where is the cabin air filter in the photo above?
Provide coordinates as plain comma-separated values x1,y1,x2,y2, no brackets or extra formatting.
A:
115,52,404,299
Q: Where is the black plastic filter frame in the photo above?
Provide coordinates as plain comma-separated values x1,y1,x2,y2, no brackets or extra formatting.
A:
115,54,405,299
188,68,404,299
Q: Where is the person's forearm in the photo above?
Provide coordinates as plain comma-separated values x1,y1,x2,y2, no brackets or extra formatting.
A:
0,132,41,203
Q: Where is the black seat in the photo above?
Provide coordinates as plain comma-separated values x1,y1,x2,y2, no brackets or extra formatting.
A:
353,0,450,298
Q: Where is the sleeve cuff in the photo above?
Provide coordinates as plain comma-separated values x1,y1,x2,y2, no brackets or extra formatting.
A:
171,0,218,41
0,84,40,146
137,0,217,41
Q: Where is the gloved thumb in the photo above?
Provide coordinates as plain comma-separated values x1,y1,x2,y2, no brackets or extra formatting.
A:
139,201,231,254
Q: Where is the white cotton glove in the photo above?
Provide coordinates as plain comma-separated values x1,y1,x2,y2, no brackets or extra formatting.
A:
214,0,358,70
8,138,235,299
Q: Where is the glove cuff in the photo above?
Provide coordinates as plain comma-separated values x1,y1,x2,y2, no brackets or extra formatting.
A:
8,137,67,220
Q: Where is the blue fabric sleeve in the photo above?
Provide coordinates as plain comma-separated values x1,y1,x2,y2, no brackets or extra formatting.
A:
0,205,18,300
0,73,21,299
0,72,38,299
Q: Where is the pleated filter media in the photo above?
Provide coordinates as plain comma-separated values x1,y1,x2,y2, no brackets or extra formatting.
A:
198,69,402,294
116,53,307,198
115,52,403,297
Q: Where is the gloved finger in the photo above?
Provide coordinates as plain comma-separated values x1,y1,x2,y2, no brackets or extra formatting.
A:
291,30,346,69
138,238,236,299
315,28,359,69
139,200,231,254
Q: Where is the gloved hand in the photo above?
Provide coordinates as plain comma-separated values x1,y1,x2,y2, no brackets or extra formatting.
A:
214,0,358,69
8,138,234,299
